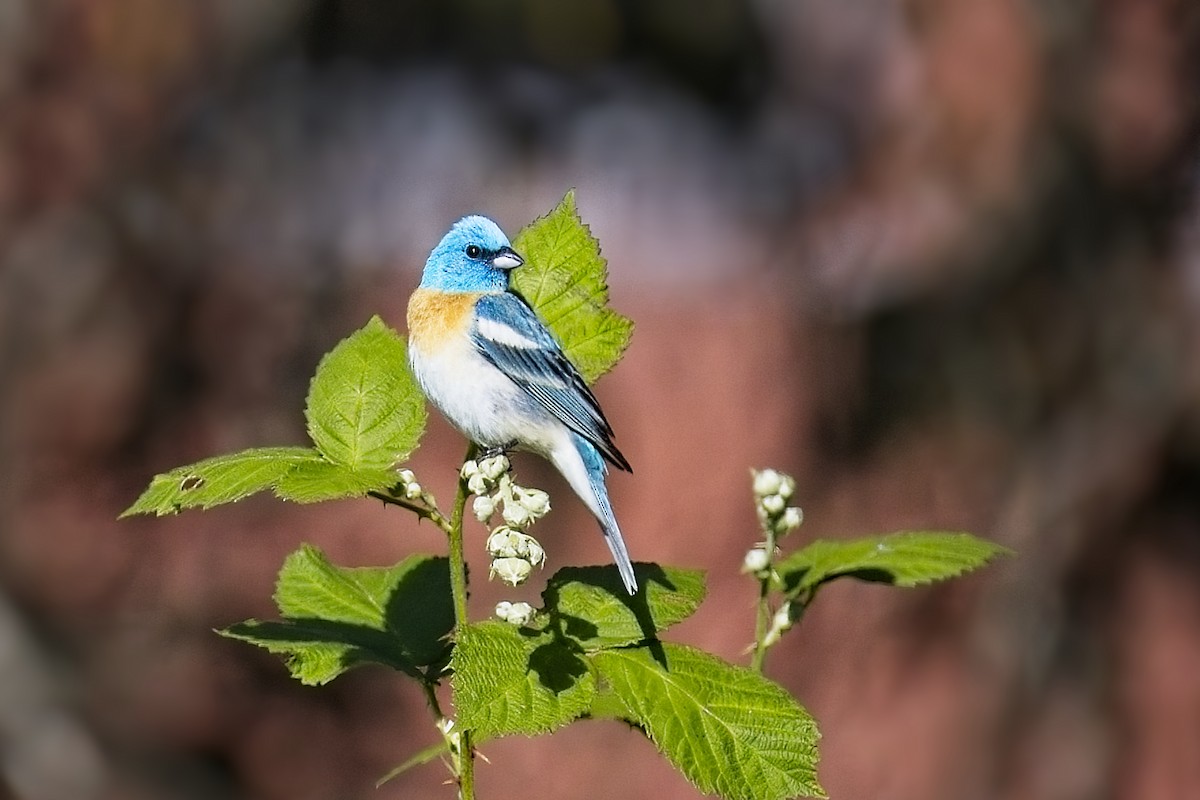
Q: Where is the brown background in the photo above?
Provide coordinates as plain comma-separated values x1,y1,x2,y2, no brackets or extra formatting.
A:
2,1,1199,798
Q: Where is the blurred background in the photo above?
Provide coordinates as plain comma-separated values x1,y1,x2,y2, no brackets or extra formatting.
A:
2,1,1199,798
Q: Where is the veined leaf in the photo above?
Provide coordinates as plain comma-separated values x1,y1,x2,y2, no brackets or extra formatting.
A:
305,315,425,470
120,447,320,517
222,546,453,685
452,621,595,741
776,531,1013,595
511,190,633,383
593,643,824,800
543,564,706,650
273,459,399,503
222,618,416,685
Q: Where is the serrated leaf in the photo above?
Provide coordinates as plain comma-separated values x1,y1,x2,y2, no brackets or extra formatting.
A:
592,644,824,800
511,190,633,383
452,621,595,741
222,546,453,684
543,564,706,650
273,459,399,503
222,619,417,685
120,447,321,517
305,315,425,470
777,531,1013,595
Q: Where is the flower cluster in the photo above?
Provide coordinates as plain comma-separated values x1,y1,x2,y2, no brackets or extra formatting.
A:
486,527,546,585
396,468,426,502
461,455,551,587
743,468,804,580
752,468,802,534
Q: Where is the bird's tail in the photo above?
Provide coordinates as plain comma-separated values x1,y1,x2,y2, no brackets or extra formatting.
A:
557,434,638,595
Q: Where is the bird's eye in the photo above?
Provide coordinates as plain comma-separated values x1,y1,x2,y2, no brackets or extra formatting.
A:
465,245,482,258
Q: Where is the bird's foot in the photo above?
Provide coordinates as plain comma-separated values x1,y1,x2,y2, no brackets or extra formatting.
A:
479,442,517,460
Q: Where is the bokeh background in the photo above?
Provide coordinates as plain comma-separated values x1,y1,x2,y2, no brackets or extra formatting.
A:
2,1,1199,798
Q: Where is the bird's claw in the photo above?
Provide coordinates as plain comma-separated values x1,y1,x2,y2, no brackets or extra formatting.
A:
480,442,517,460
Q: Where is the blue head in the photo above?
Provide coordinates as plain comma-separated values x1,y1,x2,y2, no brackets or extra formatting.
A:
419,215,524,293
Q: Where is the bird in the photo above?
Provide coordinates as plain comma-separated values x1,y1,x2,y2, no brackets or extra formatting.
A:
406,215,637,595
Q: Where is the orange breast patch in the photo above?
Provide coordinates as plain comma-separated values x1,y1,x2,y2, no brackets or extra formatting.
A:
407,289,483,351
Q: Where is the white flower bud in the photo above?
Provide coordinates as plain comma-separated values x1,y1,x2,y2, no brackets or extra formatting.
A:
405,481,423,500
773,603,793,630
742,547,771,574
760,493,786,515
494,601,536,626
778,506,803,532
479,455,510,481
398,469,416,484
490,557,533,586
486,527,519,557
515,487,551,517
522,537,546,568
753,469,783,498
777,474,796,501
472,495,496,523
467,474,491,496
502,500,533,529
762,602,795,648
486,527,545,567
459,460,480,480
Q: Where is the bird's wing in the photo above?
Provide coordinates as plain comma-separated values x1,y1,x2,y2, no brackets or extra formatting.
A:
470,292,630,471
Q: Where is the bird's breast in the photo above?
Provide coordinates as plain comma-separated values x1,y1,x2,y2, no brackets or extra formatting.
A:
406,289,485,352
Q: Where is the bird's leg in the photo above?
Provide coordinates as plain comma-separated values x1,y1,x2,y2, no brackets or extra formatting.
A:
479,441,517,460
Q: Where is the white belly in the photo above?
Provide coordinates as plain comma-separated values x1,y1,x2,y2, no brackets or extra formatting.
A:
409,335,560,455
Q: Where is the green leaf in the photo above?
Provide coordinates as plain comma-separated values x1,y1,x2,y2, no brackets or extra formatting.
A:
222,618,415,685
511,190,633,383
120,447,321,517
305,315,426,470
376,741,451,787
273,459,400,503
452,621,595,741
593,644,824,800
542,564,706,650
776,531,1013,595
222,546,454,684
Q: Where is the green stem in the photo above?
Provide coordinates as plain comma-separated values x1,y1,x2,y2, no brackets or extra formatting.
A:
369,489,453,534
749,527,778,674
447,442,478,800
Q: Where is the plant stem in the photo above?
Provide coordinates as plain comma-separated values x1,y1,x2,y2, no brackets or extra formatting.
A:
369,489,453,534
749,527,778,674
750,584,771,673
447,442,478,800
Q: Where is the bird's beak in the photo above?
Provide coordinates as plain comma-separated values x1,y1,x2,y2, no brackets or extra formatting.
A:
491,247,524,271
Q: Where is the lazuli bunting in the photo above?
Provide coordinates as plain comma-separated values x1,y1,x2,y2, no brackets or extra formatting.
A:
406,215,637,595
